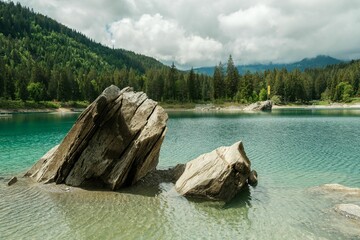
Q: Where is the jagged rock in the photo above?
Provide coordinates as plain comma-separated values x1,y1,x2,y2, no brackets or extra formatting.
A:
243,100,272,111
175,141,254,201
248,170,258,186
7,176,17,186
25,85,168,190
335,204,360,220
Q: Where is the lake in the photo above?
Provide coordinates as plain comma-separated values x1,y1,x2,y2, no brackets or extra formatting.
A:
1,109,360,239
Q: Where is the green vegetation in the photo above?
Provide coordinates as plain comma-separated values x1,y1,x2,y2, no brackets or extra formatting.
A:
158,102,196,109
211,60,360,105
0,1,166,103
0,1,359,109
0,99,89,110
0,99,59,109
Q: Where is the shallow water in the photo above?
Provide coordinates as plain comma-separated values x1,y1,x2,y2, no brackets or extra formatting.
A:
1,109,360,239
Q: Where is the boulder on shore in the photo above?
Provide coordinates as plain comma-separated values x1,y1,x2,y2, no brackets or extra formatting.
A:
25,85,168,190
175,141,255,201
243,100,272,111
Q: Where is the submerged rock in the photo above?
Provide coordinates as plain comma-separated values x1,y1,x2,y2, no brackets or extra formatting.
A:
248,170,258,186
175,141,255,201
26,85,168,190
335,204,360,220
243,100,272,111
7,176,17,186
315,184,360,197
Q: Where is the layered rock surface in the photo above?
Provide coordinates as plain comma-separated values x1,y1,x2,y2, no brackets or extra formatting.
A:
26,85,168,190
175,141,254,201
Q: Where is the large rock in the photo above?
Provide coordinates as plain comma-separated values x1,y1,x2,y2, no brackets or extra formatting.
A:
25,85,168,190
175,141,254,201
243,100,272,111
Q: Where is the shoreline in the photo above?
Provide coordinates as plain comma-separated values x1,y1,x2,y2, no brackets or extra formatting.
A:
1,103,360,114
273,103,360,109
0,107,86,114
165,102,360,112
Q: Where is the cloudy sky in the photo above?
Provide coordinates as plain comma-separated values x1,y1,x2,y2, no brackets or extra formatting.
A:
16,0,360,68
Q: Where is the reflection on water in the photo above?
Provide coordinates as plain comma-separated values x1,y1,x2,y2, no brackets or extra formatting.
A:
272,107,360,116
1,109,360,239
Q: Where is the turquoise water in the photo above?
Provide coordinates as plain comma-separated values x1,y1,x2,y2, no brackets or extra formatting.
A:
1,109,360,239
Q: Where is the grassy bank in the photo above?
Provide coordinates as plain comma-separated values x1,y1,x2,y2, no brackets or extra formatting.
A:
0,100,89,110
309,97,360,106
159,102,196,109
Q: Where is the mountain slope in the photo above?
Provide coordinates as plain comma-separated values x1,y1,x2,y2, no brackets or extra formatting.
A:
0,1,164,72
194,55,344,76
0,1,168,101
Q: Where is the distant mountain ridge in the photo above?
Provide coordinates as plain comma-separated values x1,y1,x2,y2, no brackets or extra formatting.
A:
194,55,344,76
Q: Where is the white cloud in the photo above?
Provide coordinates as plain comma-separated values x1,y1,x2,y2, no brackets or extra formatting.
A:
218,4,280,38
15,0,360,67
108,14,223,67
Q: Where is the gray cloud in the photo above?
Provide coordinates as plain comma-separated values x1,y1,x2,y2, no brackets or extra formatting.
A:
16,0,360,68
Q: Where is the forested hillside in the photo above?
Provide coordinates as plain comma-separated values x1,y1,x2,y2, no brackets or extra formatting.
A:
0,1,166,102
0,1,359,105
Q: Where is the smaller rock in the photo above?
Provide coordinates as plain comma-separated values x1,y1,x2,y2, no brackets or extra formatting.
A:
261,100,273,111
7,176,17,186
335,204,360,220
244,100,272,111
248,170,258,186
175,141,252,201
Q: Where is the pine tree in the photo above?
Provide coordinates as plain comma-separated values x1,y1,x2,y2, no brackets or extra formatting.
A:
187,68,196,101
213,62,225,99
164,62,177,100
225,55,239,99
238,71,253,102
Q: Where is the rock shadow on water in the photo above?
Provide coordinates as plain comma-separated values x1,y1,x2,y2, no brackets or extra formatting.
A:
223,185,252,209
174,184,253,211
118,165,185,197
